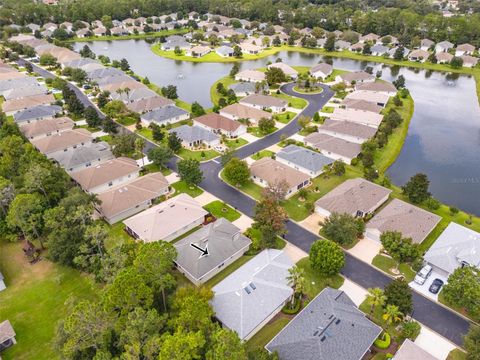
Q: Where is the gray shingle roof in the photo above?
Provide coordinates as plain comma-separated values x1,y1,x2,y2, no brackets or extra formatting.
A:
424,222,480,275
277,145,334,173
174,218,252,281
0,76,38,91
13,105,62,123
50,141,113,170
86,67,124,80
266,288,382,360
211,249,293,340
230,82,256,94
141,106,189,124
169,124,219,143
216,45,234,56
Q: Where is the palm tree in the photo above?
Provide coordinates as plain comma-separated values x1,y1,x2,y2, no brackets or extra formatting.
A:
382,304,403,325
287,266,306,307
135,137,146,167
366,288,386,318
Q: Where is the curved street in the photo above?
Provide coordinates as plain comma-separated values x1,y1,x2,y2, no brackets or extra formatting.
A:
20,60,470,347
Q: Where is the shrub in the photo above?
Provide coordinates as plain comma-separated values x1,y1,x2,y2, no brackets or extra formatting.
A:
282,296,302,314
401,321,421,340
425,197,441,210
374,332,391,349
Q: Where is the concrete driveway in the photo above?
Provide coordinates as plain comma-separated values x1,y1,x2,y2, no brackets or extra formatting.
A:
339,279,368,306
298,213,324,235
347,238,382,264
409,271,448,301
415,325,456,360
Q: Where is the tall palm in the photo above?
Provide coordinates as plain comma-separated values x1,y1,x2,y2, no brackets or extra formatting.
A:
135,137,146,167
287,266,305,306
366,288,386,317
382,304,403,325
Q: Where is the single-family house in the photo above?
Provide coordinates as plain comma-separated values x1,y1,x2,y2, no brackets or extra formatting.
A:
304,132,361,164
75,29,90,38
435,40,454,53
110,87,157,103
186,45,211,57
420,39,434,51
51,141,113,173
211,249,293,340
359,33,380,43
97,172,169,224
0,320,16,352
460,55,478,68
310,63,333,79
126,95,174,113
250,157,311,198
455,43,475,56
336,71,375,86
380,35,399,46
216,45,234,57
239,94,287,113
266,288,382,360
140,105,190,127
318,119,377,144
334,40,351,50
329,108,384,128
436,52,454,64
193,113,247,138
110,26,129,36
408,49,430,62
393,339,438,360
174,218,252,286
220,103,272,125
93,27,107,36
71,157,140,194
235,69,266,83
230,82,267,97
424,222,480,278
276,145,333,178
365,198,441,243
350,42,364,52
86,66,124,80
169,125,220,149
2,93,55,115
31,128,93,157
19,116,74,140
43,22,58,32
355,81,397,97
370,44,389,56
341,99,383,114
27,23,41,33
267,62,298,79
239,43,262,55
124,193,208,242
314,178,392,218
388,46,410,59
344,90,390,107
161,35,190,51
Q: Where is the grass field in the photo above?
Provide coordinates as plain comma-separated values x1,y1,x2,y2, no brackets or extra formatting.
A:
171,180,204,198
271,92,307,109
274,111,296,124
177,147,220,161
251,149,275,160
203,200,241,222
225,137,248,150
0,240,99,360
371,254,416,283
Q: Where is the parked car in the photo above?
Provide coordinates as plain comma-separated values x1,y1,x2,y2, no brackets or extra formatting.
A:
414,265,433,285
429,278,444,294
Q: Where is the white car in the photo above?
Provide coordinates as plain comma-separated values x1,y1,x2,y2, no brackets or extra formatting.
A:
414,265,433,285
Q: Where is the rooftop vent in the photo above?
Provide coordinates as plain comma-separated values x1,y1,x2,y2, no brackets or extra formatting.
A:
320,336,326,342
244,287,251,295
250,282,256,290
335,319,341,325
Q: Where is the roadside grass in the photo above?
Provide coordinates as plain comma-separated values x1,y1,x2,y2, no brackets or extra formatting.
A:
171,180,204,198
141,163,172,176
116,116,137,126
177,147,219,161
271,92,307,109
71,28,188,42
203,200,241,222
320,105,334,113
247,126,278,138
0,240,99,360
274,111,296,124
447,349,467,360
296,257,344,300
225,137,248,150
371,254,416,283
251,149,275,160
245,316,291,352
204,255,254,288
293,85,323,94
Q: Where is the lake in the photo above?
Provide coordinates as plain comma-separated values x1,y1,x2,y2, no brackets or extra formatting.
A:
74,40,480,215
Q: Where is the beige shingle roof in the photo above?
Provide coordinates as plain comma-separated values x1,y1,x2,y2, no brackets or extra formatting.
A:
97,172,169,219
220,103,272,122
315,178,391,216
304,132,361,159
367,198,441,244
71,157,139,191
240,94,287,108
123,193,208,242
31,128,92,154
3,93,55,113
126,95,174,113
319,119,377,140
20,116,74,138
355,81,396,93
194,113,243,132
250,157,310,189
330,107,384,128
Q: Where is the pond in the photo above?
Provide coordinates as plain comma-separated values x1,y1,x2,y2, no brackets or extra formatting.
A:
74,40,480,215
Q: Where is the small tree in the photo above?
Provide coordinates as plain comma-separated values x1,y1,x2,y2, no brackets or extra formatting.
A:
442,266,480,316
191,101,206,117
286,266,306,306
161,85,178,99
258,117,275,134
382,304,403,325
366,288,386,317
464,324,480,360
309,239,345,276
253,192,287,248
177,159,203,186
321,212,365,246
167,132,182,153
223,158,250,186
297,115,311,129
402,173,431,204
147,145,173,169
384,279,413,315
150,123,164,142
380,231,420,269
324,33,335,52
265,67,287,85
229,63,240,77
331,160,345,176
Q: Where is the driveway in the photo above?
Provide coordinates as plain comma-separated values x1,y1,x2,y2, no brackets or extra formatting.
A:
347,238,382,264
415,325,456,360
409,271,448,301
339,279,368,307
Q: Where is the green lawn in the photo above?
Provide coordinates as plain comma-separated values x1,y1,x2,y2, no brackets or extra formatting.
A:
98,134,113,144
245,316,291,352
204,255,254,288
171,180,204,198
247,126,278,138
371,254,416,283
105,221,134,249
0,240,99,360
320,106,334,113
116,116,137,126
135,127,157,143
77,124,101,133
274,111,296,124
324,69,348,82
203,200,241,222
225,137,248,150
170,226,202,244
296,257,344,300
359,298,402,341
293,85,323,94
271,92,307,109
141,163,172,176
447,349,467,360
177,148,220,161
251,149,275,160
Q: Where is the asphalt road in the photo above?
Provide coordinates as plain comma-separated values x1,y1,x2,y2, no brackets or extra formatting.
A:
22,60,470,346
